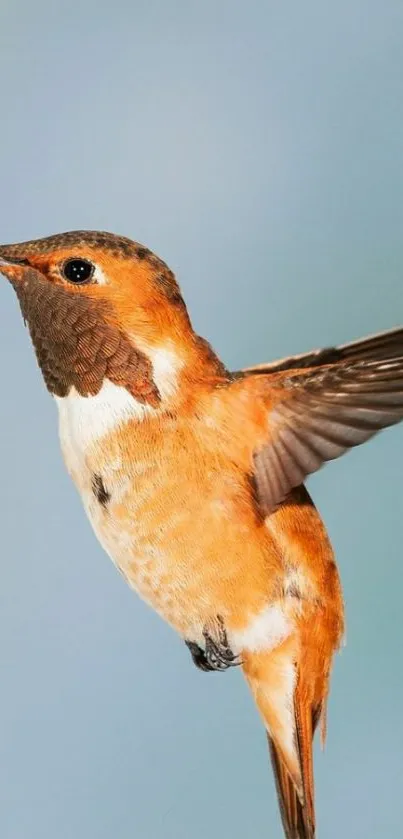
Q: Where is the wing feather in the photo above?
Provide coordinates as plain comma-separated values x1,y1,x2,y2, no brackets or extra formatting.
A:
244,329,403,514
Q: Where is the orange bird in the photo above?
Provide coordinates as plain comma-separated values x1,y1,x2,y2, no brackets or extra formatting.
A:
1,230,403,838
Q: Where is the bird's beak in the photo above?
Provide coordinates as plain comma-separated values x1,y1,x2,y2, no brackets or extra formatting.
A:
0,251,30,283
0,255,19,266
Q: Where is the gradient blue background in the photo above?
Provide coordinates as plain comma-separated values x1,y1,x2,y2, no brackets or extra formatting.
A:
1,2,402,837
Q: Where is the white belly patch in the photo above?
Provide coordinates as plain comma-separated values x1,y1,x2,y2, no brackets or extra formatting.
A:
230,604,292,654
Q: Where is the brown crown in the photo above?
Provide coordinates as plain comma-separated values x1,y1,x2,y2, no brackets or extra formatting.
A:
0,230,185,304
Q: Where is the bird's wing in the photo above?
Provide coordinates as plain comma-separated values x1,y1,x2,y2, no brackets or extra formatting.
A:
237,327,403,515
241,326,403,375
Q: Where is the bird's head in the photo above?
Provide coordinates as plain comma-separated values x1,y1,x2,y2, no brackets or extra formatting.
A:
0,230,225,405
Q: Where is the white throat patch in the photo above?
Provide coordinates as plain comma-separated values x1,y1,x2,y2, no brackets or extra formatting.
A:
55,380,153,455
133,342,184,401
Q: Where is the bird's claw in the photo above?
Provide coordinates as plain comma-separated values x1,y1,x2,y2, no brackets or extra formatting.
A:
185,640,215,672
203,624,241,671
185,616,241,672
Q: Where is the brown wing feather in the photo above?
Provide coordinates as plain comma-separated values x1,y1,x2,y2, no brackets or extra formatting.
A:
241,326,403,376
248,328,403,514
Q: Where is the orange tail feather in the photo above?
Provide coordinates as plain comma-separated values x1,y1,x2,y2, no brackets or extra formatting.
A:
243,639,326,839
268,684,320,839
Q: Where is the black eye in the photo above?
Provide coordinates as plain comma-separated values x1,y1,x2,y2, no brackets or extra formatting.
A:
62,258,95,284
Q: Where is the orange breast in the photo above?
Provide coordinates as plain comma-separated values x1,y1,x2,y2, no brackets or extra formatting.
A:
77,413,281,644
56,381,343,661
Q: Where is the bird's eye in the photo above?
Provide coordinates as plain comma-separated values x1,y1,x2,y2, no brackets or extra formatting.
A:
62,258,95,284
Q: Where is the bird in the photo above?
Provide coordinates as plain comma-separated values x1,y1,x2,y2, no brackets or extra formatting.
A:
1,229,402,839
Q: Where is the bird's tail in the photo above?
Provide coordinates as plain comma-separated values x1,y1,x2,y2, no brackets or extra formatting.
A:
267,698,317,839
243,637,326,839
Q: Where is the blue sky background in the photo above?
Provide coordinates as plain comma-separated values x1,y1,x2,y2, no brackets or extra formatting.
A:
0,2,402,837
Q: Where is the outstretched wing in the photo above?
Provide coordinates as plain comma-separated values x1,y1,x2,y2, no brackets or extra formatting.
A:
242,326,403,376
239,327,403,515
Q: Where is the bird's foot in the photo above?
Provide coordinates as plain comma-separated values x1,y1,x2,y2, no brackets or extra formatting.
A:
186,616,241,672
203,619,241,671
185,641,216,672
